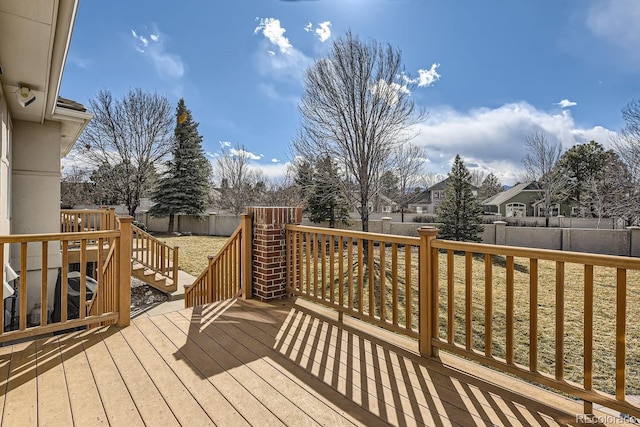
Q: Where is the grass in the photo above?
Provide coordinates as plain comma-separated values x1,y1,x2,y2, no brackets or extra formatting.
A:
152,233,229,277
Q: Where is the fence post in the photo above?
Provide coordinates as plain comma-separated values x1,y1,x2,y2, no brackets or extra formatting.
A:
418,226,439,357
117,216,132,327
241,213,253,299
494,221,506,245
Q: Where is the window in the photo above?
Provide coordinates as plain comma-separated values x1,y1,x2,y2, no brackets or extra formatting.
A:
416,207,423,214
382,206,391,213
506,203,526,218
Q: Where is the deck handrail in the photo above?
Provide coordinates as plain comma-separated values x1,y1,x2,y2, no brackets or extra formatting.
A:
284,224,640,418
61,208,117,232
184,214,252,307
426,232,640,418
0,217,132,343
285,224,422,339
131,224,179,291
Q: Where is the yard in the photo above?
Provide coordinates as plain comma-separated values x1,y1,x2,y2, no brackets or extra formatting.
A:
152,234,229,277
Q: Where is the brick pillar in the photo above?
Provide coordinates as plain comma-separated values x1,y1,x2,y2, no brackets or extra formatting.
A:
245,207,302,301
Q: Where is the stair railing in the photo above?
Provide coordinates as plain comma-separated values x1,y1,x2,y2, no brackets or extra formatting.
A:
131,225,179,292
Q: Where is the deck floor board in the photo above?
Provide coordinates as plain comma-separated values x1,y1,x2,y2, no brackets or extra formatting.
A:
0,297,633,426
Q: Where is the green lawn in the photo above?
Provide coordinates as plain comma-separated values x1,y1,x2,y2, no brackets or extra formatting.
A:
152,234,229,277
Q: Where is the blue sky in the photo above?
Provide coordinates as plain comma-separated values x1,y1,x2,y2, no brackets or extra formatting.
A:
61,0,640,186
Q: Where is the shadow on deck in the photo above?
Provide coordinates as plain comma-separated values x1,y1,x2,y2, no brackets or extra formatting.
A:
0,297,629,426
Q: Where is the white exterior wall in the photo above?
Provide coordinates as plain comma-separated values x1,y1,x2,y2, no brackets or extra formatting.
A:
10,119,62,317
0,88,11,236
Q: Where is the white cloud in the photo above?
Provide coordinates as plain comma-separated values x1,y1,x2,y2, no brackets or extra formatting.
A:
370,79,410,106
417,64,441,87
586,0,640,58
303,21,331,42
249,161,291,180
254,17,313,82
254,18,292,54
315,21,332,42
556,99,577,108
230,147,263,160
402,63,441,88
272,158,279,163
410,102,617,185
131,27,184,80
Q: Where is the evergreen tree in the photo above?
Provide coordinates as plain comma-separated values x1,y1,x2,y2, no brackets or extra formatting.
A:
437,155,483,241
149,99,212,232
477,172,503,201
295,156,350,228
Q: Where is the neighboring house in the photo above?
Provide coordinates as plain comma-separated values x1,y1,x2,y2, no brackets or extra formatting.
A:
481,182,543,217
482,182,577,218
409,178,479,214
348,190,398,214
1,1,92,310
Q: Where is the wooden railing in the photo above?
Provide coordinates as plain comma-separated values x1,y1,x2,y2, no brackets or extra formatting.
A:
0,217,132,343
184,214,252,308
285,225,421,339
61,208,117,232
428,235,640,418
132,224,179,291
285,225,640,418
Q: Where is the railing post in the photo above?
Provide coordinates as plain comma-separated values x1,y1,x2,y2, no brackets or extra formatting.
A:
419,226,439,357
241,213,253,299
173,246,179,286
118,216,132,327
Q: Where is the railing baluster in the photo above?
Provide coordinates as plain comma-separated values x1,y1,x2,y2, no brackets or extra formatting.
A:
338,236,344,307
584,264,594,414
530,258,538,372
80,239,87,319
347,237,354,310
313,233,319,297
329,235,335,304
405,245,412,330
306,232,311,295
392,243,398,326
465,251,472,350
368,239,374,317
433,247,440,341
616,268,626,402
484,253,492,357
321,234,327,301
380,243,386,322
357,239,363,313
61,241,68,323
41,242,48,326
20,242,27,330
555,261,565,380
447,250,454,344
506,255,514,364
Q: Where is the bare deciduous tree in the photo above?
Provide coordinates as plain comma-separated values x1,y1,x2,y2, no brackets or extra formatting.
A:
521,131,564,224
612,100,640,184
469,169,486,188
214,143,261,215
76,89,174,215
293,31,427,232
393,142,428,204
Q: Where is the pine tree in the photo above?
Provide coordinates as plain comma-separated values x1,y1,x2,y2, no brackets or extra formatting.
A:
149,99,212,232
477,172,503,201
295,156,350,228
437,155,483,241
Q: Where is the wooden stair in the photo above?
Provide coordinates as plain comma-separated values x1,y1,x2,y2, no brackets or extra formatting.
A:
130,225,179,294
131,260,174,292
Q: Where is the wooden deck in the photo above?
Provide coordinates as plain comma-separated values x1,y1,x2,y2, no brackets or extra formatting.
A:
0,298,631,426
